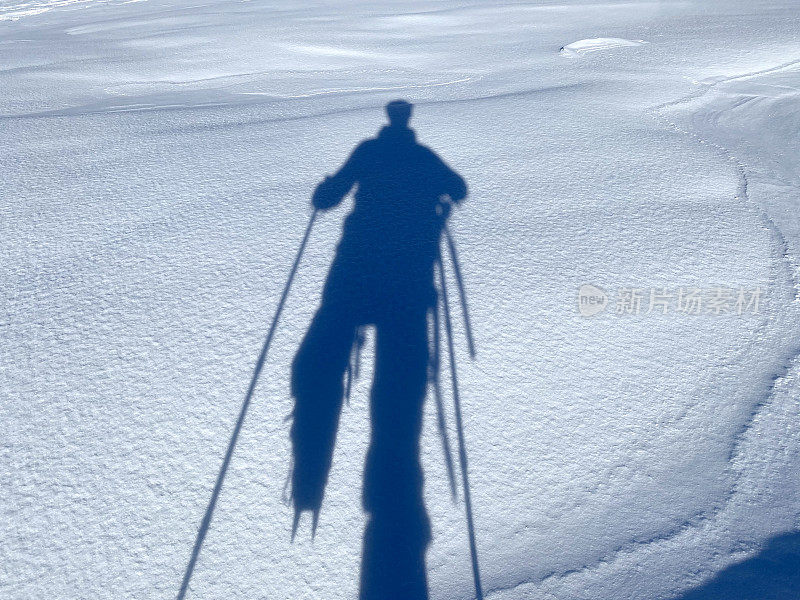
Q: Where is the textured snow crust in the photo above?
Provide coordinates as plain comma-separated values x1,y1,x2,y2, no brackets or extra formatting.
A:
3,1,800,599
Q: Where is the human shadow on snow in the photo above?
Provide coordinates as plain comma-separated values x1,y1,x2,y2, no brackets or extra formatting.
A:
289,99,469,600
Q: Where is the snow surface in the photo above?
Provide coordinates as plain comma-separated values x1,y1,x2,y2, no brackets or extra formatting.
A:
559,37,647,57
2,1,800,599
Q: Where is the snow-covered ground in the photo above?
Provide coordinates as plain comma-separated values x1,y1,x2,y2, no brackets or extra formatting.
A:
2,1,800,598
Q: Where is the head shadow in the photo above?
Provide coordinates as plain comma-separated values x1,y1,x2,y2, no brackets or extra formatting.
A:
289,100,468,599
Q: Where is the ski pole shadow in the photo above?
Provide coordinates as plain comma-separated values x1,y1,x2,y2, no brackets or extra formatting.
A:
289,99,482,600
176,212,318,600
672,531,800,600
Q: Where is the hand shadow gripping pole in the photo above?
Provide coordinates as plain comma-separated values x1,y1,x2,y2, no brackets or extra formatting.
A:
437,234,484,600
176,210,318,600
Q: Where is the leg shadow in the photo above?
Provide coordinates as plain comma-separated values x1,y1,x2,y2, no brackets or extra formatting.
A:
360,308,431,600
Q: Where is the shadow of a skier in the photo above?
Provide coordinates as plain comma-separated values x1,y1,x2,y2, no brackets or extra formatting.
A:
290,99,468,600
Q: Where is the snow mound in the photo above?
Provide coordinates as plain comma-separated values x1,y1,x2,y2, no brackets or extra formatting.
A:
559,37,647,57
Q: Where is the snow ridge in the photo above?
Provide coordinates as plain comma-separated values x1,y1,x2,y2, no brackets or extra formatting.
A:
481,58,800,600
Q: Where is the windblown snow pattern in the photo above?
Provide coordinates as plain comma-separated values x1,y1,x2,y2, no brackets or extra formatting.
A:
2,1,800,599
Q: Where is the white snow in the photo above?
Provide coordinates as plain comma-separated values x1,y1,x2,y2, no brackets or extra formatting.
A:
3,1,800,599
0,0,123,21
559,37,647,57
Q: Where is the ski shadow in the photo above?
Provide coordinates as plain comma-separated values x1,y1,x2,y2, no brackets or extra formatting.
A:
289,100,469,600
673,531,800,600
